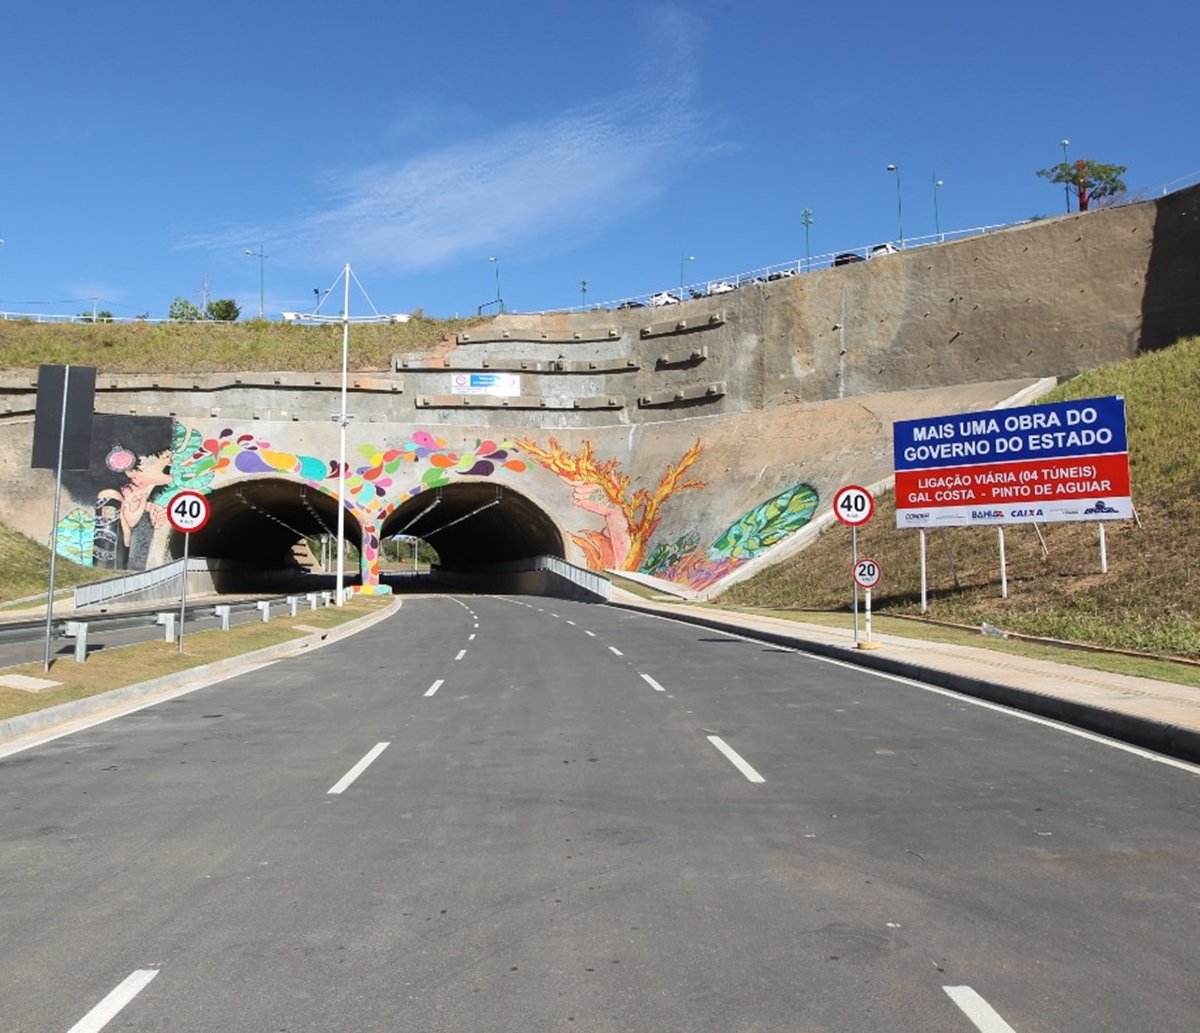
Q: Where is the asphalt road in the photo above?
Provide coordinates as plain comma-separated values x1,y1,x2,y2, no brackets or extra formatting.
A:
2,595,1197,1032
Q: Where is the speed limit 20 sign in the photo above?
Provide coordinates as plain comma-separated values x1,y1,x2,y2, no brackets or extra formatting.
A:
166,490,211,533
853,558,883,590
834,484,875,527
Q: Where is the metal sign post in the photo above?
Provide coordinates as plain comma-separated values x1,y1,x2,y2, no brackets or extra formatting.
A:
853,557,883,650
833,485,875,645
166,490,211,653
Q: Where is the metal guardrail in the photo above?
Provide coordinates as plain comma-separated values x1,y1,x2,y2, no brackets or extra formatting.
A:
73,559,196,608
0,595,298,649
531,554,612,601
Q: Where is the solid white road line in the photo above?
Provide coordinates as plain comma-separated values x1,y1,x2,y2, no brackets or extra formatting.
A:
640,672,667,693
68,969,159,1033
328,742,390,795
706,735,766,783
424,679,444,698
455,649,467,660
628,610,1200,777
943,986,1017,1033
608,646,624,656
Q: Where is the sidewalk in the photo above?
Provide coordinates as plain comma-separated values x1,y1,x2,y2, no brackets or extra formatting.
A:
609,591,1200,767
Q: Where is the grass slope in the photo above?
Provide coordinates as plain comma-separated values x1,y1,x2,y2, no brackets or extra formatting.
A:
0,522,100,604
0,315,477,373
721,336,1200,660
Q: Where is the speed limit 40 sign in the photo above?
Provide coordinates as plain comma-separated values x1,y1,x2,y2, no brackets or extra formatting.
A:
834,484,875,527
166,490,211,533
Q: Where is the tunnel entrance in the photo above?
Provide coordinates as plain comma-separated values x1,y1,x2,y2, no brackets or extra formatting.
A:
165,477,566,596
167,478,352,593
379,482,565,570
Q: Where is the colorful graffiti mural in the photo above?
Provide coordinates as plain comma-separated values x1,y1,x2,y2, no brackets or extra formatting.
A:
51,416,817,596
57,418,221,569
516,437,704,571
644,483,820,591
55,422,528,593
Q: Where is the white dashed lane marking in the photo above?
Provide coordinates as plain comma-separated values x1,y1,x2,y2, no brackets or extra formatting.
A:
706,736,765,784
68,969,159,1033
328,743,390,795
942,986,1017,1033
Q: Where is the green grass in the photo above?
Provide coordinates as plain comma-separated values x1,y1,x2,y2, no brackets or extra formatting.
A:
721,336,1200,661
0,523,107,603
0,314,480,373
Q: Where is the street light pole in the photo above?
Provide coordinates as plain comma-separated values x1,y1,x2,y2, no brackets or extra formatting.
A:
488,256,503,313
335,262,350,606
1060,139,1072,213
800,209,813,271
243,244,267,319
680,253,695,300
933,175,944,242
886,165,904,248
580,279,588,308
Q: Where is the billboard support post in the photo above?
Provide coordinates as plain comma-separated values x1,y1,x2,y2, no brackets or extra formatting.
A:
919,530,928,612
1099,522,1108,574
997,526,1008,598
42,369,71,672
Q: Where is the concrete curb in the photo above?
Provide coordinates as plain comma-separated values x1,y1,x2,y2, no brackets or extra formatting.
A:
0,599,401,751
607,600,1200,767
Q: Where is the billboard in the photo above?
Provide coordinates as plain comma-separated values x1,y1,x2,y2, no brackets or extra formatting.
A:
893,396,1131,527
450,372,521,397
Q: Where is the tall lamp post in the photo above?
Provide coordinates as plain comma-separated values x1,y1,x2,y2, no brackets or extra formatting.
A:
580,279,588,308
304,264,399,604
800,208,813,271
488,256,503,313
932,176,944,242
243,244,267,319
886,165,904,248
679,253,695,300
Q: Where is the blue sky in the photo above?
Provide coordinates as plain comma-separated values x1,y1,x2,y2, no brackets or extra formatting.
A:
2,1,1197,322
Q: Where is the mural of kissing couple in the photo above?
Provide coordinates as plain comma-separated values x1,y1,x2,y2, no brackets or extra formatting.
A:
55,416,819,593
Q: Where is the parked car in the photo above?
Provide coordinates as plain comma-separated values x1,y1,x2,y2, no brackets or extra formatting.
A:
767,268,797,281
707,281,736,295
648,291,681,306
834,252,865,266
616,299,645,309
868,243,899,259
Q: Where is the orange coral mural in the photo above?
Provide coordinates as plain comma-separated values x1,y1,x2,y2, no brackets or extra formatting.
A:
516,437,705,571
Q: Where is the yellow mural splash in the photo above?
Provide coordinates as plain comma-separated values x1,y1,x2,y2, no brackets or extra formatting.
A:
516,437,705,571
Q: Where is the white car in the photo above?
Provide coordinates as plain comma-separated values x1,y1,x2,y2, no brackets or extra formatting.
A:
868,243,899,259
707,281,736,295
648,291,681,306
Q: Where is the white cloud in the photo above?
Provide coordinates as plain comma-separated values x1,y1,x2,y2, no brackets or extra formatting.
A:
186,11,707,275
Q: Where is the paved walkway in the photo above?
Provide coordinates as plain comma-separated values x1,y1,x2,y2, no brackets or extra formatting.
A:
609,591,1200,767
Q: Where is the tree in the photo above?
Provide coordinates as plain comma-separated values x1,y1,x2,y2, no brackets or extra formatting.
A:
168,297,202,321
1036,159,1127,212
76,309,114,322
206,298,240,322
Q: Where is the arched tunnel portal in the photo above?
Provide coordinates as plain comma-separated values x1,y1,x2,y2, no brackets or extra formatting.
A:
379,482,565,570
167,477,566,593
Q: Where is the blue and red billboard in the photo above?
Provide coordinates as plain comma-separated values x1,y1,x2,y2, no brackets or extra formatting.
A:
893,396,1132,527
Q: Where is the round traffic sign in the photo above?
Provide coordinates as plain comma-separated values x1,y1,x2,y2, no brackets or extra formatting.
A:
834,484,875,527
166,490,211,534
853,557,883,590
